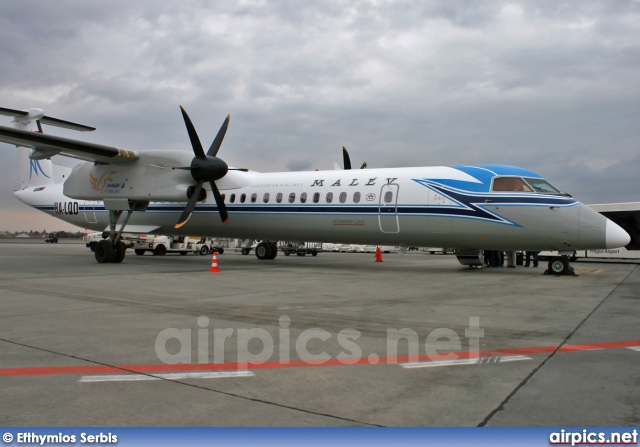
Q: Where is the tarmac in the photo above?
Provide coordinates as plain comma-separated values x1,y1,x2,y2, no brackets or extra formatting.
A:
1,239,638,426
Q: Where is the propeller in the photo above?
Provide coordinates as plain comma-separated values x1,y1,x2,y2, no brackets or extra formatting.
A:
342,146,367,170
174,106,234,228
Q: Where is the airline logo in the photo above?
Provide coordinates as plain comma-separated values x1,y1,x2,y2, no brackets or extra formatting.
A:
29,159,51,181
89,170,124,193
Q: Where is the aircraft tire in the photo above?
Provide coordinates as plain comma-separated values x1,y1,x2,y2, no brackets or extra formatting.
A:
548,257,568,275
255,242,272,260
269,243,278,259
95,240,113,264
112,242,126,264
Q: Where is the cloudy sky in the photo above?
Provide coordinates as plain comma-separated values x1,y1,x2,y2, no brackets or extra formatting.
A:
1,0,639,231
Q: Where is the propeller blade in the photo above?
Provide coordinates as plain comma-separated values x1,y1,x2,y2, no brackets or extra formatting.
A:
360,161,367,169
180,106,206,159
342,146,352,170
207,115,230,157
175,179,204,229
209,181,228,224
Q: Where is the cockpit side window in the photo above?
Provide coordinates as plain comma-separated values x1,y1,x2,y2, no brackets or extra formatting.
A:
492,177,533,192
523,178,561,194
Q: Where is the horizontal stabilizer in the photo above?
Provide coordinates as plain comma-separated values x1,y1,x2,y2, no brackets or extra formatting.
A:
0,106,95,132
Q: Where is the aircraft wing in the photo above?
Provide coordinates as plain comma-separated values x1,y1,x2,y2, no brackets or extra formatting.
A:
0,124,138,164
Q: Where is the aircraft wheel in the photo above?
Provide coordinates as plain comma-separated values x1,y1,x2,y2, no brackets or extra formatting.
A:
112,242,126,263
154,245,167,256
548,257,569,275
269,244,278,259
255,242,272,260
95,240,113,264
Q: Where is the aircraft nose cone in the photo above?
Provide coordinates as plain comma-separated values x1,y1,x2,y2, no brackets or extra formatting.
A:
605,219,630,248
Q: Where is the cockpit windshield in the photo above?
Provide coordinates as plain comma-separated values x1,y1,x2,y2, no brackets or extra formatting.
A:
491,176,563,194
492,177,533,192
523,178,561,194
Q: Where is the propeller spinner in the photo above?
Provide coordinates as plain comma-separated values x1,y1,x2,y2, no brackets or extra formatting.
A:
175,107,231,228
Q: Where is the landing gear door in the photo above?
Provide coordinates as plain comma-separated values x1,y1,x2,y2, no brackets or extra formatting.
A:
378,183,399,233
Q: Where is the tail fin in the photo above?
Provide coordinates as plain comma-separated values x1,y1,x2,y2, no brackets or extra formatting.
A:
0,107,94,188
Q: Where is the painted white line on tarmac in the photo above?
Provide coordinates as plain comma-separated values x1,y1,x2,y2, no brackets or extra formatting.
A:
79,371,254,383
401,355,532,369
626,346,640,352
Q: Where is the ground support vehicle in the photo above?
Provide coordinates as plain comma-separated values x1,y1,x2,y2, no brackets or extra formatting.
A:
279,241,322,257
133,235,199,256
194,237,229,255
44,233,58,243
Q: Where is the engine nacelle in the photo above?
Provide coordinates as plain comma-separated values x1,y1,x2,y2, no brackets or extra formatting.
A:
63,150,195,202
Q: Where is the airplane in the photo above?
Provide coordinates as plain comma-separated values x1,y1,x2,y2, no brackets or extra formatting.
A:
0,105,631,275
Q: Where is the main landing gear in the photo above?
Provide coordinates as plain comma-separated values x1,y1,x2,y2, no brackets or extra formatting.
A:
544,255,576,276
94,200,148,264
255,241,278,260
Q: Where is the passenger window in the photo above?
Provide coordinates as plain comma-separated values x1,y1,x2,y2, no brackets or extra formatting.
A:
326,192,333,203
353,192,361,203
263,193,270,203
240,193,246,203
313,192,320,203
251,193,257,203
276,193,283,203
289,192,296,203
339,192,347,203
384,191,393,203
492,177,533,192
300,192,307,203
230,194,236,203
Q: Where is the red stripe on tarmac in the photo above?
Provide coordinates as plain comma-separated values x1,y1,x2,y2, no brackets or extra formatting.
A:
1,339,639,378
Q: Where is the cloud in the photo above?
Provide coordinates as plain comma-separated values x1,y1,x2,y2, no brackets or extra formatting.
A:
1,0,639,230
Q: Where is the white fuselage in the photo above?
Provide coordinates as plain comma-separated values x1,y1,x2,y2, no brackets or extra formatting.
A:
13,164,628,251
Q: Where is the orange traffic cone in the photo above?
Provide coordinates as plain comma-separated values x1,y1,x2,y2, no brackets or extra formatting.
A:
375,246,383,262
209,251,220,272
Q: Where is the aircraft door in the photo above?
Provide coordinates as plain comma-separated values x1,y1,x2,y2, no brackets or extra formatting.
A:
378,184,399,233
84,200,97,224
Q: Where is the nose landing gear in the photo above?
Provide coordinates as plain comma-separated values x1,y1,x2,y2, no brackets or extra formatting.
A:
544,255,576,276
